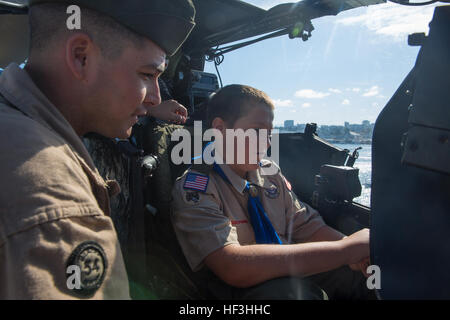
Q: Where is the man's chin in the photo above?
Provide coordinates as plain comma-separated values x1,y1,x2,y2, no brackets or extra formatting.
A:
117,128,133,139
94,127,132,140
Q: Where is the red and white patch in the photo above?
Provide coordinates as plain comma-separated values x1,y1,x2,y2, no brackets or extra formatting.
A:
283,176,292,191
231,220,248,226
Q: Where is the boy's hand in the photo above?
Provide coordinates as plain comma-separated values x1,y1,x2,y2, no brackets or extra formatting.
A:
341,228,370,266
349,257,371,277
147,100,188,124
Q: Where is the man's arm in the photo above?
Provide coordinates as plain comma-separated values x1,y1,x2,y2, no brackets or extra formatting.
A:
204,228,369,288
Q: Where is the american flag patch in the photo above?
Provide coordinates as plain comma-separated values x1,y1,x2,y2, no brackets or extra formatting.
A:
183,173,209,192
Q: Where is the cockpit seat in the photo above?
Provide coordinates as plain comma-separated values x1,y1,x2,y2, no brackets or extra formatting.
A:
141,121,212,299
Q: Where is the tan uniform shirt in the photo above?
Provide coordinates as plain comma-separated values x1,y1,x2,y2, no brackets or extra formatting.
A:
171,160,326,272
0,64,130,299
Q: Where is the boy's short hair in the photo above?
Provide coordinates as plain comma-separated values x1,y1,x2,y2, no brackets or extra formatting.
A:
206,84,274,128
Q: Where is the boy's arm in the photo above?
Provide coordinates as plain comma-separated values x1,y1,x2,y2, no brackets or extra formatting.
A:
306,225,371,277
204,228,370,288
306,225,346,242
281,172,370,277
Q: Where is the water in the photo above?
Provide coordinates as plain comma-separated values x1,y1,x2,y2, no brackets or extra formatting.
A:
334,143,372,207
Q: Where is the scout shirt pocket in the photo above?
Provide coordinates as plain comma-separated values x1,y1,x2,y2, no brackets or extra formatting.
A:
259,179,287,242
215,181,259,245
229,218,255,245
278,173,325,244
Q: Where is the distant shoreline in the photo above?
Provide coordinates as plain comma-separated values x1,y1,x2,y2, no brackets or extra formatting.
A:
277,131,372,145
327,140,372,145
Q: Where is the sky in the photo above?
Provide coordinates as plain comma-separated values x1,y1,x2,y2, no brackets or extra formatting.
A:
204,1,442,127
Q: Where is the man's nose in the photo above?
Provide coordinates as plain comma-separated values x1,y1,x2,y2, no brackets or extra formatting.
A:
144,79,162,106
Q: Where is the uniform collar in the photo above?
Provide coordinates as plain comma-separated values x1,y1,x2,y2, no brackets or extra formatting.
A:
248,165,274,190
216,163,247,194
0,63,97,171
217,163,273,195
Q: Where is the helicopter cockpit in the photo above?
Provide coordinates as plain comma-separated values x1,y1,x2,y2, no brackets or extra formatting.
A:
1,0,449,300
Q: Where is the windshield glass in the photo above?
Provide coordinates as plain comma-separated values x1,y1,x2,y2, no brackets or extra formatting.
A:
204,1,440,206
0,0,27,5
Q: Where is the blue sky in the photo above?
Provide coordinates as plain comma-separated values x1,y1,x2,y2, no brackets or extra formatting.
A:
204,1,441,126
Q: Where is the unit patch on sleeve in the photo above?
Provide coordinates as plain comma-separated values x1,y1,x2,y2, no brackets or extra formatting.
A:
183,172,209,192
185,191,200,203
66,241,108,297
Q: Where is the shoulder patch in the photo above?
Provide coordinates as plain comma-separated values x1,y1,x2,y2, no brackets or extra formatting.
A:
183,172,209,192
66,241,108,297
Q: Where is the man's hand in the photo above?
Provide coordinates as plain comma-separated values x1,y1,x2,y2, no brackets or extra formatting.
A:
146,100,188,124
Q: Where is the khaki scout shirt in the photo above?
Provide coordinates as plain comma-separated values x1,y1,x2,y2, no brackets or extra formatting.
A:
171,160,326,272
0,64,130,299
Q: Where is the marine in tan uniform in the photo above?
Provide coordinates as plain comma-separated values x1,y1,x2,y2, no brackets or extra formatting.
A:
0,0,195,299
171,85,375,300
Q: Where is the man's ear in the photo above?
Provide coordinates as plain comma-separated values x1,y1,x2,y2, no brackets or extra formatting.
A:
65,33,97,82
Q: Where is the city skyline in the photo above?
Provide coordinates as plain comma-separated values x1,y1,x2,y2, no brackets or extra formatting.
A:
278,119,375,144
279,119,374,128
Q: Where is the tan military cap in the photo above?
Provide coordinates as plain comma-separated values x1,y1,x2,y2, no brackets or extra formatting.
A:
28,0,196,56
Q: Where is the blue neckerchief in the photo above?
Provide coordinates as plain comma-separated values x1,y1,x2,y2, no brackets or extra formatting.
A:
212,163,282,245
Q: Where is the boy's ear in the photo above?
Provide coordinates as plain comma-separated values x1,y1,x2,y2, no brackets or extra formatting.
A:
211,117,226,133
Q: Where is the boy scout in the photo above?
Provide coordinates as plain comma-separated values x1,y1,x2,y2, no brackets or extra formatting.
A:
171,85,374,300
0,0,195,299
